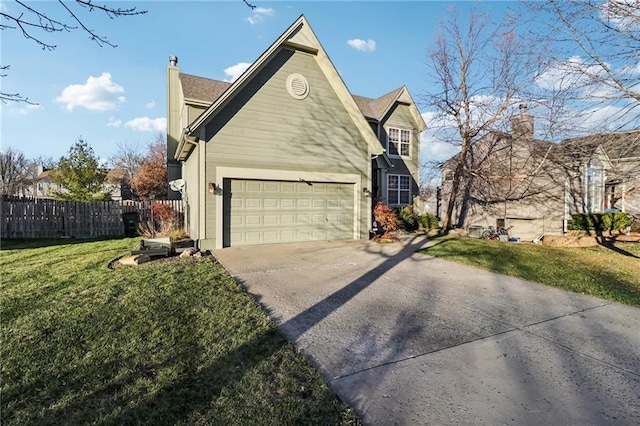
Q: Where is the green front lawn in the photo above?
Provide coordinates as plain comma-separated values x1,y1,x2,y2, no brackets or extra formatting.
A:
1,238,359,425
421,236,640,306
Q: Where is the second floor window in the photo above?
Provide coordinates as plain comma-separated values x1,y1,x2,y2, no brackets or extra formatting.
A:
388,127,411,157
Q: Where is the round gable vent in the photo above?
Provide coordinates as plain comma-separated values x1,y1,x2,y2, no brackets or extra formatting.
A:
286,73,310,100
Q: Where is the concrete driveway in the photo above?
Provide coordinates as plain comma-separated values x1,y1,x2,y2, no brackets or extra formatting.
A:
214,236,640,425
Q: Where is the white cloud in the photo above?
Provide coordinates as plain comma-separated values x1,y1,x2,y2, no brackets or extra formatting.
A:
580,103,640,131
224,62,251,82
535,56,593,91
107,117,122,127
419,111,460,164
145,100,156,109
246,7,274,25
55,72,125,111
620,62,640,75
16,104,42,115
124,117,167,132
347,39,376,52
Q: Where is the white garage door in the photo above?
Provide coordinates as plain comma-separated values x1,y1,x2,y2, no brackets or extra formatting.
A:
223,179,355,247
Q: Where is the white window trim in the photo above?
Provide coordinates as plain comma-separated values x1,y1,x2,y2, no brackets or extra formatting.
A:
387,174,412,206
387,127,411,158
583,161,605,213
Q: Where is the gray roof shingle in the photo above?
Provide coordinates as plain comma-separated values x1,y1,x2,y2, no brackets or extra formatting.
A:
180,73,231,103
560,130,640,160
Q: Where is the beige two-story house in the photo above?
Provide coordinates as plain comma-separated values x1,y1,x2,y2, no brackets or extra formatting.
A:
439,106,639,240
167,15,425,249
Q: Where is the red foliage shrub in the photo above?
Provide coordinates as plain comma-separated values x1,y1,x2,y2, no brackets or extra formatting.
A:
373,200,399,240
151,202,174,222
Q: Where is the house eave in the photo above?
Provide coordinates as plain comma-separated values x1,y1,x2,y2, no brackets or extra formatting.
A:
186,18,308,135
372,151,394,169
282,41,318,55
175,130,199,161
378,87,427,132
184,98,213,108
185,14,384,157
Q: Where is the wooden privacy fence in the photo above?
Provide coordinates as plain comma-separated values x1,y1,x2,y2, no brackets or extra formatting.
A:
1,198,183,239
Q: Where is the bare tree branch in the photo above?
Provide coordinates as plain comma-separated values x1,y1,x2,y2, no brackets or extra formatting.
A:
0,65,37,104
524,0,640,130
423,7,543,230
2,0,256,103
0,0,148,102
242,0,257,10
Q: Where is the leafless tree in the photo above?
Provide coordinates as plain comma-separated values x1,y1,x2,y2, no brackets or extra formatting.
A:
524,0,640,130
109,141,145,181
423,7,545,230
0,148,32,196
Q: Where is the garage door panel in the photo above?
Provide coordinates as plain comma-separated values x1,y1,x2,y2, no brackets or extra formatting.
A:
297,214,311,224
264,199,278,208
281,214,295,224
224,179,354,247
282,183,296,192
327,199,341,208
281,199,295,208
246,215,261,225
264,215,279,225
246,199,261,208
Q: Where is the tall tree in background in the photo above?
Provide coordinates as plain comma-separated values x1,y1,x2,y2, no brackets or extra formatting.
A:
109,141,144,181
0,148,32,196
525,0,640,130
131,134,168,200
424,8,543,230
52,138,110,201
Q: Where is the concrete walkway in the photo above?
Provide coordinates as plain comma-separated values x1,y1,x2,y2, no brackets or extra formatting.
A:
214,236,640,425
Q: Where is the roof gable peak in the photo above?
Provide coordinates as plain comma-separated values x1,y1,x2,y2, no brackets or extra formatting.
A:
178,14,384,160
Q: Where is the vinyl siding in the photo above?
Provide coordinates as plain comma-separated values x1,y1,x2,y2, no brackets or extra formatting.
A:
187,105,206,124
202,48,371,243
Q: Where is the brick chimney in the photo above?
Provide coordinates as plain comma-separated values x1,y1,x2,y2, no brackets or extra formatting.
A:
511,103,534,140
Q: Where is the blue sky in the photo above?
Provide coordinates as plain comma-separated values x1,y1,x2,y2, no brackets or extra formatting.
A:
5,0,635,169
1,0,520,165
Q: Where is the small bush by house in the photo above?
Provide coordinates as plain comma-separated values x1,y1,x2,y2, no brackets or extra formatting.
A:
398,205,419,232
568,212,632,233
418,212,439,230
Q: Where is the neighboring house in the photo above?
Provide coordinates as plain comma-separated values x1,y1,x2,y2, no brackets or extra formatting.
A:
167,15,425,249
559,130,640,216
439,106,639,240
34,167,132,201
